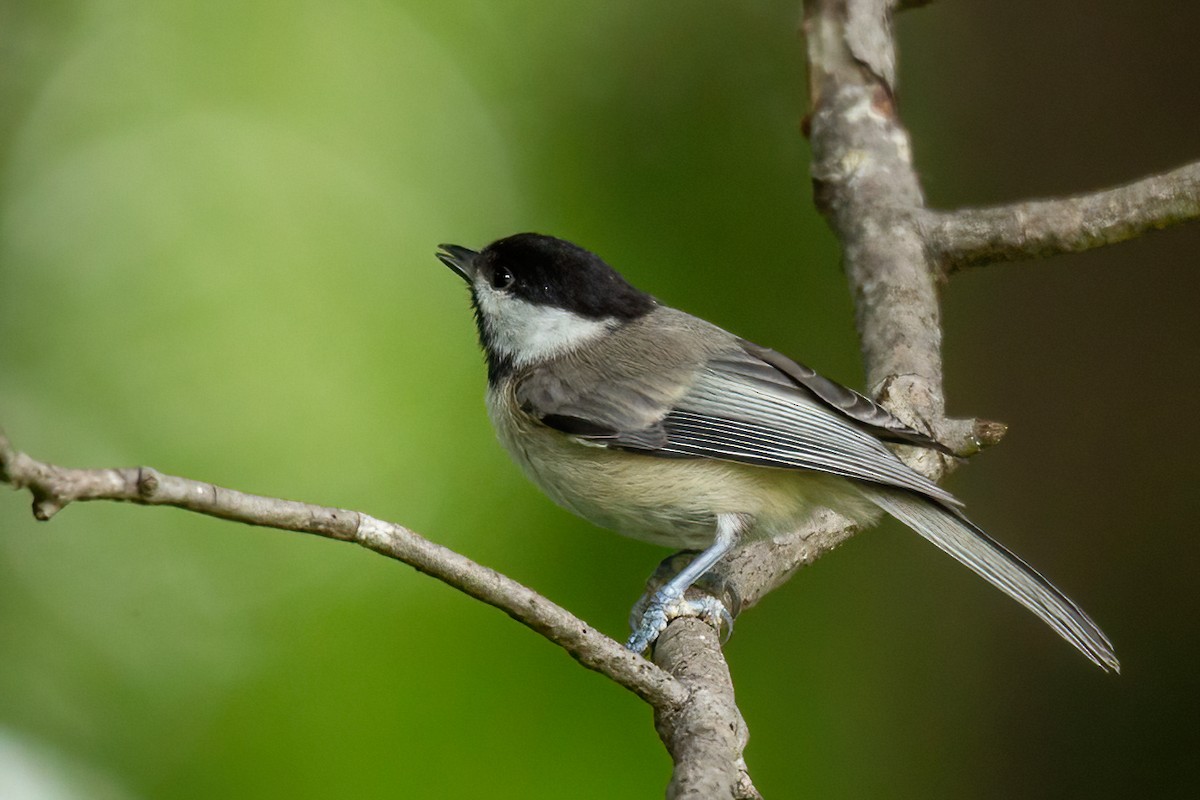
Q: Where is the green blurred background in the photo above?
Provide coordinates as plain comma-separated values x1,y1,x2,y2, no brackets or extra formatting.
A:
2,1,1197,797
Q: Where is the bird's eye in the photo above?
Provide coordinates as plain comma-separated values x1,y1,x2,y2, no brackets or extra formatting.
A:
491,267,515,290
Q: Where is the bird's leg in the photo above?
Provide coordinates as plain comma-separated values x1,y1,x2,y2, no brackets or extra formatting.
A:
626,513,748,653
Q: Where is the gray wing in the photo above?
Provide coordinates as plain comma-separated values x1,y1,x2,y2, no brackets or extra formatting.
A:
519,333,957,506
736,340,949,452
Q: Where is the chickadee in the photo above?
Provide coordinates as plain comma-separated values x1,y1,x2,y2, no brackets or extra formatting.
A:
437,233,1117,671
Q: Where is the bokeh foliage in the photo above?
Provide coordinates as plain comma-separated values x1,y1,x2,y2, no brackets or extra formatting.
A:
2,2,1198,797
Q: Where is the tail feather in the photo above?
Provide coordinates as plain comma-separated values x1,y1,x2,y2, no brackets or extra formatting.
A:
860,486,1119,673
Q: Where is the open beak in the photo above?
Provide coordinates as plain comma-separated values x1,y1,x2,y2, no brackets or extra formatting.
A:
436,244,479,282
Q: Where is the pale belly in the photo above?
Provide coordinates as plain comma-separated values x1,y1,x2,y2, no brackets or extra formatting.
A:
488,393,872,549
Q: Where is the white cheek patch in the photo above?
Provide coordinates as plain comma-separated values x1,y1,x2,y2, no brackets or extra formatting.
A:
475,284,615,365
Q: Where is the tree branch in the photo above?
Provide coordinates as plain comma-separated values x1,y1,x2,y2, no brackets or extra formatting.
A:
0,430,686,710
924,160,1200,272
707,0,960,623
656,1,968,793
807,0,950,447
654,619,759,800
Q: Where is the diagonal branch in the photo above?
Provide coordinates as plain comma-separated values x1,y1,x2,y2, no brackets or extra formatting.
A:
924,160,1200,272
0,430,686,710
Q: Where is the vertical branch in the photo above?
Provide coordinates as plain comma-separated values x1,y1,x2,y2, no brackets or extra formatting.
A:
805,0,958,466
654,619,757,800
714,0,957,623
673,3,954,787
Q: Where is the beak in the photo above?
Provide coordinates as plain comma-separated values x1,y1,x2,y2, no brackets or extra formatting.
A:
436,244,479,283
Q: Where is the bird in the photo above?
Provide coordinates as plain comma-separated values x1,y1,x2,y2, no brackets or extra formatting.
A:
437,232,1118,671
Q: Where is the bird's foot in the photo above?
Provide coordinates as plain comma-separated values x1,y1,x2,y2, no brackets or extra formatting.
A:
625,588,733,653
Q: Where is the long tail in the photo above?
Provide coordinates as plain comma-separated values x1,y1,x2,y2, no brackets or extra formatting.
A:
859,485,1119,672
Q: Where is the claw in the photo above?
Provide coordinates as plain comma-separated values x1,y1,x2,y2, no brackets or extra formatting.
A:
626,589,734,653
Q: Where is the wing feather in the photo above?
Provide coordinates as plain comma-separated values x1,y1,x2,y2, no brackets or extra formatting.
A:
734,341,949,451
521,326,956,506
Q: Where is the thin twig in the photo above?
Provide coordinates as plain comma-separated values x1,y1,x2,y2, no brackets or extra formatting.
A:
0,430,686,710
924,161,1200,272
